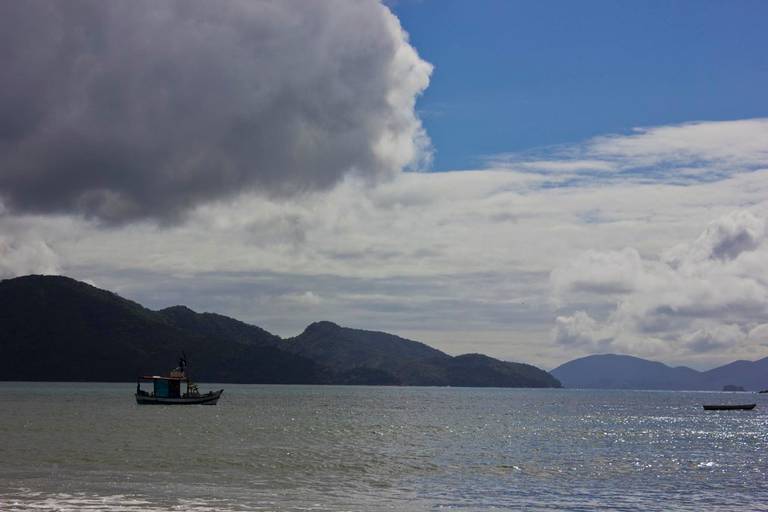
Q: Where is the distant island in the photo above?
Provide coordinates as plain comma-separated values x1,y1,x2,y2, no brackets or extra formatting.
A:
0,275,561,388
552,354,768,391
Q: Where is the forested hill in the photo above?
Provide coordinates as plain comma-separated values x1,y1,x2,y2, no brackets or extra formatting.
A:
0,275,560,388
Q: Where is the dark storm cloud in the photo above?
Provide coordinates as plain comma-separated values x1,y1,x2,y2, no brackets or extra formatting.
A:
0,0,431,222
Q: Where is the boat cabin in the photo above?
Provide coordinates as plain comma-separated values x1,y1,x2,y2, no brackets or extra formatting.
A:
136,370,199,399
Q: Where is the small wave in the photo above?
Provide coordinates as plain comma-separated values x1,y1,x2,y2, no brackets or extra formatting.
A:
0,491,247,512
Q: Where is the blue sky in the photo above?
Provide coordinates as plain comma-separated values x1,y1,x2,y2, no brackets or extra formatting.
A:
391,0,768,171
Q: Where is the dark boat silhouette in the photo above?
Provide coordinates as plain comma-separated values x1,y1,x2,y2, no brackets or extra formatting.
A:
135,355,223,405
702,404,756,411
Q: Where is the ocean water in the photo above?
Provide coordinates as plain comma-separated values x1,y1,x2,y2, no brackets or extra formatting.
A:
0,383,766,511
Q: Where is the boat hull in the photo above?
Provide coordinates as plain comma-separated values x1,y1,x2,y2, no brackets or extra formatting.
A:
135,389,223,405
702,404,755,411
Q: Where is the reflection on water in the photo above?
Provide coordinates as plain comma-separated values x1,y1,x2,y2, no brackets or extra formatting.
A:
1,383,766,511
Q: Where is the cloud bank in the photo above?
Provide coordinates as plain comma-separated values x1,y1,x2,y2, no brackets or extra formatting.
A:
489,118,768,184
0,0,431,222
552,208,768,363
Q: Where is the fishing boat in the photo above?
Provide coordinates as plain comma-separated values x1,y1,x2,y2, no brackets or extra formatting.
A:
135,355,223,405
702,404,756,411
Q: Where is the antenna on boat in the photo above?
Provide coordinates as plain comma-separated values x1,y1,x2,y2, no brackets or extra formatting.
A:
179,352,188,373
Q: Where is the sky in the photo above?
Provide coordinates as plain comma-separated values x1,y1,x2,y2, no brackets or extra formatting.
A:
391,0,768,171
1,0,767,370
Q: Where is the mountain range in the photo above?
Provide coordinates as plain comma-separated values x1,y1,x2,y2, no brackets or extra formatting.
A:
551,354,768,391
0,275,560,388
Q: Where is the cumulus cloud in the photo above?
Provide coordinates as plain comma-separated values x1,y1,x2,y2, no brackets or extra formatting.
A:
551,209,768,360
682,324,746,353
553,311,612,349
665,209,766,264
0,0,431,222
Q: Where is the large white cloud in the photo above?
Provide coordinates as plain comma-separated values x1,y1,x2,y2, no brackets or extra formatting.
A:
552,208,768,363
0,0,431,222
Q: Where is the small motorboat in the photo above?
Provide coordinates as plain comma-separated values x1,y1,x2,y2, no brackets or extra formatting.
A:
702,404,756,411
136,355,223,405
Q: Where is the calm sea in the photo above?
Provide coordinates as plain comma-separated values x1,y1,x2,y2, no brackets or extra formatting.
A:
0,383,766,511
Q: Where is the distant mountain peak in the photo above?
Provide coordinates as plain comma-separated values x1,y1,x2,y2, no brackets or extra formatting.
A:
552,353,768,390
4,274,95,293
305,320,341,331
162,304,195,313
160,305,197,317
454,353,492,361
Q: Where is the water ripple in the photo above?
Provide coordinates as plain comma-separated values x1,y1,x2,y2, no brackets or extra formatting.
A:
0,384,767,510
